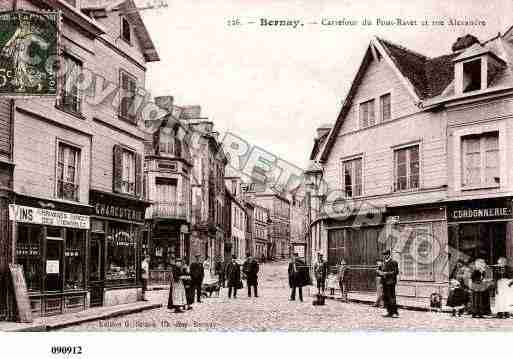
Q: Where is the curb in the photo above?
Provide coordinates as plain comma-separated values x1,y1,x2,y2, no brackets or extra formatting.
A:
47,303,163,330
3,303,162,332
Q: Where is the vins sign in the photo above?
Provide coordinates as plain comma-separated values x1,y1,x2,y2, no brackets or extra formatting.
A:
9,204,90,229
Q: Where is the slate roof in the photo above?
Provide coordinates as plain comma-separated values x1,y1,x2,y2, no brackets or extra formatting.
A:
376,37,458,99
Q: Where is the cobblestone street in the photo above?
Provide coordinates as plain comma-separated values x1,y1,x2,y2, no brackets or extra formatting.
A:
61,261,513,332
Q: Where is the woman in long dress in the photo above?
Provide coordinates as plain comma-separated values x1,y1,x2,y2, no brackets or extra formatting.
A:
169,259,187,313
203,257,218,286
494,257,513,318
471,259,492,318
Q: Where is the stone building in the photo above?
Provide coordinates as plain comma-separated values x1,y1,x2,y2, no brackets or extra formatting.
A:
1,0,158,318
143,96,192,281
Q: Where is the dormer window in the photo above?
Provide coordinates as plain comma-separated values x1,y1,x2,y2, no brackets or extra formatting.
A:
121,18,131,44
462,59,481,92
454,50,506,95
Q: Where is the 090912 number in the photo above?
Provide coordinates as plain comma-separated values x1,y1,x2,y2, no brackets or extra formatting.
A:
51,346,83,355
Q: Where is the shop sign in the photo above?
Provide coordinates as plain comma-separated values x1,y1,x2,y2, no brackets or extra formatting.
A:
332,200,386,219
448,200,513,221
93,202,144,222
9,264,32,323
9,204,90,229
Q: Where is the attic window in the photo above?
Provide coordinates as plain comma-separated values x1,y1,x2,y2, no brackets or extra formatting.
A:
463,59,481,92
121,18,131,44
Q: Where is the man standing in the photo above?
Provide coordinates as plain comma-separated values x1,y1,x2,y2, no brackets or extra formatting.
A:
226,255,241,299
243,252,260,297
288,252,308,301
141,255,150,301
378,250,399,317
314,253,328,295
190,255,204,303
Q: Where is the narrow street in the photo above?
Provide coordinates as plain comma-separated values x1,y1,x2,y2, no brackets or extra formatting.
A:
61,261,513,331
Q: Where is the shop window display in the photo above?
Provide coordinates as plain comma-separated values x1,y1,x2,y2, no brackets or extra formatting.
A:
106,223,137,283
16,225,42,291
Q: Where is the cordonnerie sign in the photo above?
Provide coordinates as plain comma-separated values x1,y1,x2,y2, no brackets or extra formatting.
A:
0,10,59,97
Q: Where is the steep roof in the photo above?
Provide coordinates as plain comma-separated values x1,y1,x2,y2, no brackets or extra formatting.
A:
377,37,457,99
319,37,465,162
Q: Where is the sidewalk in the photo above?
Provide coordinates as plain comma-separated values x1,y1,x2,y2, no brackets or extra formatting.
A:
0,300,162,332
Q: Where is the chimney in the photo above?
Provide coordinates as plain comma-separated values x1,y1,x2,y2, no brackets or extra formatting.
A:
451,34,480,53
316,123,332,139
154,96,174,113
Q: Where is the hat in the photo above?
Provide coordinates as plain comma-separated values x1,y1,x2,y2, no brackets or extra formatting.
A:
382,249,391,256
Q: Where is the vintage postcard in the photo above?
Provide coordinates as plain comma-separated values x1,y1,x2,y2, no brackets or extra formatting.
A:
2,0,513,354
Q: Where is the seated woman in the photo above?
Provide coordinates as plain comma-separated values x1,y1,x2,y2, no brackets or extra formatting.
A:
446,279,469,317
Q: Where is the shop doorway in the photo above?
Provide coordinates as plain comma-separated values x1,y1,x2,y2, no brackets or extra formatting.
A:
449,222,507,266
45,238,63,292
89,233,104,307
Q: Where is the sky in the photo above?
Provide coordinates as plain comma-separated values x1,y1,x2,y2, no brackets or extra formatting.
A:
139,0,513,169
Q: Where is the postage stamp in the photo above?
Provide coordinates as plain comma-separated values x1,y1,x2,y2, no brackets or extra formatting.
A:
0,10,59,97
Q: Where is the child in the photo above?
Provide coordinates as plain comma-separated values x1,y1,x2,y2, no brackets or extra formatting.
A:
446,279,469,317
326,268,338,296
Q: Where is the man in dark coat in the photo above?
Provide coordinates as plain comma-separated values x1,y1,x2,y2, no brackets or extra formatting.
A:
288,252,309,301
189,255,204,303
226,255,241,299
378,250,399,317
243,252,260,297
314,253,328,294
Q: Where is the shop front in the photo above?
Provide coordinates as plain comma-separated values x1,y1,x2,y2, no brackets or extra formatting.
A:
9,196,91,317
325,204,387,292
447,198,513,270
386,205,448,299
89,190,149,307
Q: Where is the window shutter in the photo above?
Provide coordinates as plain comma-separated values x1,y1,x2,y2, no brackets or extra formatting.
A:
135,152,143,197
113,145,123,193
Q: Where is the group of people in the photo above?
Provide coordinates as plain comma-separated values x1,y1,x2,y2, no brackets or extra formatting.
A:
288,250,400,318
159,252,260,313
447,257,513,318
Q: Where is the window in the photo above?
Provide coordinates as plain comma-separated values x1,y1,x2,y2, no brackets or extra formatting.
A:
463,59,481,92
394,145,419,191
342,157,362,197
398,225,434,281
16,225,42,291
159,128,175,155
57,143,80,201
121,149,136,194
155,177,177,203
380,93,391,122
60,55,82,114
359,99,375,128
121,17,131,44
119,71,136,123
462,132,499,187
106,223,137,284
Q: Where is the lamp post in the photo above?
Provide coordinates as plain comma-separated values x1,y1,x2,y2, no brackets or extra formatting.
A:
304,162,323,265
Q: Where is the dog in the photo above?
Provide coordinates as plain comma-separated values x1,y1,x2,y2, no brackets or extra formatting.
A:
312,293,326,306
429,292,443,312
202,283,221,298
